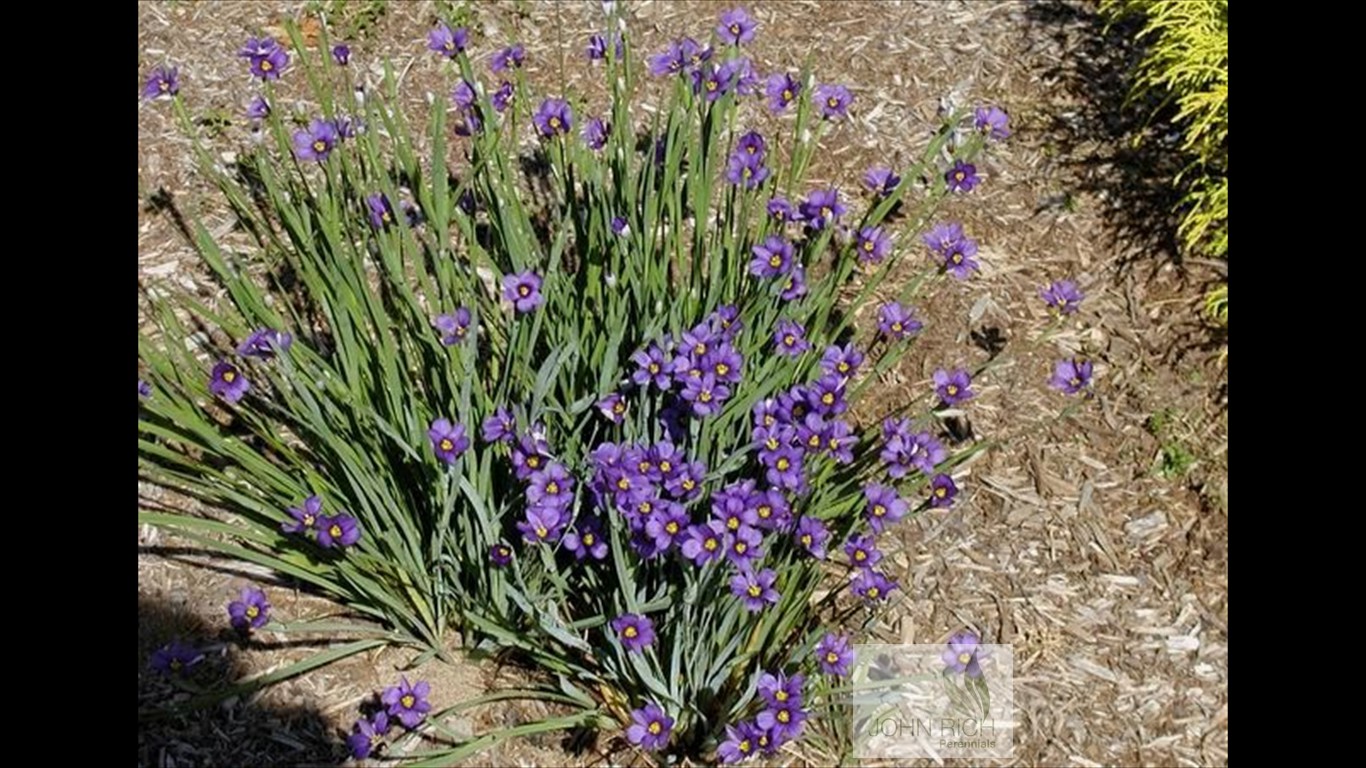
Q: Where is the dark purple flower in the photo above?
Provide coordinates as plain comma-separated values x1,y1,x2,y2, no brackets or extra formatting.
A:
348,712,388,760
1050,358,1094,395
799,188,844,230
645,504,690,553
631,343,673,390
366,193,397,229
518,504,564,544
382,677,432,729
877,302,922,340
750,235,793,278
946,160,979,193
317,513,361,549
733,129,766,159
237,328,293,358
730,567,780,611
863,166,900,197
586,32,624,61
142,65,179,100
491,43,525,72
611,216,630,236
428,23,469,58
933,368,974,405
481,407,515,443
808,375,847,415
942,632,984,676
773,319,810,357
491,80,515,112
794,516,829,559
814,83,852,120
611,613,656,652
283,495,323,535
209,361,249,403
227,586,270,631
502,271,545,312
150,640,202,675
240,37,289,81
451,80,477,110
566,519,610,561
922,221,980,280
816,633,853,676
665,460,706,500
717,7,757,45
489,541,514,567
780,266,807,301
855,226,891,264
767,196,797,222
725,150,769,188
596,392,627,423
138,379,152,398
864,483,907,533
718,721,763,764
974,106,1011,140
681,372,729,417
750,491,790,534
852,569,897,602
332,44,351,66
434,308,473,345
582,116,609,150
528,463,575,511
292,119,338,162
428,418,470,464
757,670,805,708
756,698,808,743
703,344,744,383
534,97,574,137
453,109,483,137
1040,279,1084,315
727,57,762,95
922,221,966,253
626,703,674,751
881,421,946,478
333,115,362,139
724,524,764,566
246,95,270,120
820,343,863,378
843,533,882,569
765,72,801,113
929,473,958,508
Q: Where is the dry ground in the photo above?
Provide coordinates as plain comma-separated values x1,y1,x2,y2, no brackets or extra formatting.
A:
138,1,1227,765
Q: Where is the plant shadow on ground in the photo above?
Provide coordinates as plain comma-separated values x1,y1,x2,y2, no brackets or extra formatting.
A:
138,590,344,767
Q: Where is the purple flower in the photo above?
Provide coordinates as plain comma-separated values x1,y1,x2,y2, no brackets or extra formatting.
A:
528,462,576,510
923,222,980,280
725,150,769,188
1040,280,1084,315
856,226,891,264
767,196,797,222
773,319,810,357
749,489,790,531
942,632,984,676
816,633,853,676
586,32,624,61
283,495,323,535
563,517,609,560
514,435,551,477
733,129,766,159
681,372,729,417
929,473,958,508
534,97,574,137
481,408,516,443
844,533,882,569
933,368,974,405
725,524,764,566
428,23,469,58
922,220,965,253
209,361,249,403
750,235,793,278
794,516,829,559
765,72,801,113
518,504,564,544
718,721,763,764
1050,358,1094,395
780,266,807,301
680,520,727,565
227,586,270,631
332,44,351,66
489,541,514,567
821,343,863,378
237,328,293,358
877,302,922,340
645,504,691,553
428,418,470,464
717,7,758,45
246,95,270,120
582,117,609,150
317,513,361,549
150,640,202,675
610,613,656,652
864,484,907,533
626,703,674,751
881,422,946,478
142,65,180,100
974,106,1011,140
946,160,979,193
852,569,897,602
730,568,780,611
333,115,362,139
434,308,473,345
491,81,515,112
292,119,338,162
240,37,289,81
491,43,525,72
814,84,853,120
799,188,844,230
648,41,686,77
596,392,627,423
347,712,388,760
502,271,545,313
451,80,477,110
704,344,744,383
864,166,900,197
139,379,152,398
680,37,713,70
757,671,805,708
611,216,630,236
665,460,706,500
382,677,432,729
631,343,673,390
366,193,397,229
808,375,847,415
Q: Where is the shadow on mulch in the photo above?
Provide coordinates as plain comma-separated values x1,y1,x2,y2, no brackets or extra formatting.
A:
1023,1,1188,270
138,593,344,767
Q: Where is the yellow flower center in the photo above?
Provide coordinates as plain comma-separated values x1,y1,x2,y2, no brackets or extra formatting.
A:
768,254,782,267
730,23,741,34
740,739,752,753
826,651,839,664
699,390,712,403
246,605,259,618
704,538,718,551
682,479,695,490
527,456,541,468
867,587,880,598
546,481,559,495
827,97,838,108
624,626,638,638
954,171,965,182
518,285,530,296
742,167,752,179
784,334,795,346
935,487,947,497
261,60,273,71
535,525,548,539
159,81,170,91
808,435,821,448
1070,377,1081,386
660,460,672,473
727,517,739,530
801,534,812,547
766,437,779,450
549,117,561,129
614,401,626,413
444,41,455,51
617,477,631,490
302,514,315,527
822,393,834,405
649,363,659,373
782,89,793,102
222,370,236,382
821,206,832,219
583,533,595,545
873,504,886,517
747,584,761,597
891,322,903,333
439,438,454,451
952,252,963,264
958,652,972,665
716,363,730,376
707,80,718,92
639,461,652,473
312,139,326,153
946,385,958,396
735,541,747,554
777,710,790,723
758,505,771,518
666,521,679,534
764,414,775,426
838,362,849,372
329,524,342,537
694,342,707,355
863,240,874,251
401,694,415,708
775,690,788,702
648,721,662,735
776,458,790,471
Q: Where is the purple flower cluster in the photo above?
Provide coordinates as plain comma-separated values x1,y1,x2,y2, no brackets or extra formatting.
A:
239,37,289,81
726,130,770,189
879,418,946,479
629,307,745,418
718,672,809,762
922,221,980,280
588,438,704,559
283,494,362,549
